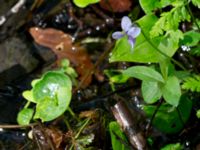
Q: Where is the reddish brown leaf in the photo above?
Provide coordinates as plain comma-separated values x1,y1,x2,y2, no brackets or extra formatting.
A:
100,0,132,12
29,27,94,88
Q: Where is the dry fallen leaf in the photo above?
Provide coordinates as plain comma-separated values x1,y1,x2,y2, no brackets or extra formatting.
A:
100,0,132,12
29,27,94,88
45,127,63,149
79,109,100,121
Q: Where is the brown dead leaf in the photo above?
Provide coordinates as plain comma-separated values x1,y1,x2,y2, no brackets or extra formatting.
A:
79,109,100,121
45,127,63,149
100,0,132,12
29,27,94,88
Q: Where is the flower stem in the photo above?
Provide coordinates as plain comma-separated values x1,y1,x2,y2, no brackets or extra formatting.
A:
141,30,186,71
24,101,31,109
75,118,90,139
186,2,200,32
68,107,80,122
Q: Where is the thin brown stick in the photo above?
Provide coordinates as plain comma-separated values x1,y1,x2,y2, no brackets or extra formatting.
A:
19,141,32,150
0,123,37,129
75,43,114,91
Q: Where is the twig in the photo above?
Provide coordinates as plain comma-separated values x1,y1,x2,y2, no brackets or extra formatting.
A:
145,98,163,136
19,141,31,150
75,118,90,139
186,2,200,32
75,43,114,91
0,123,37,129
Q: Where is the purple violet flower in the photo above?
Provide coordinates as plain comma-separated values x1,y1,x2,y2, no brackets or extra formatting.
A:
112,16,141,49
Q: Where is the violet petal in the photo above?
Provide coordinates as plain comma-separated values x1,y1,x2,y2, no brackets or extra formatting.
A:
128,36,136,48
112,31,125,39
127,27,141,39
121,16,132,33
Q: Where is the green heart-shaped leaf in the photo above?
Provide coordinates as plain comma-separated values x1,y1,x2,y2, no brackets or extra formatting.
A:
122,66,164,83
142,81,162,104
33,71,72,122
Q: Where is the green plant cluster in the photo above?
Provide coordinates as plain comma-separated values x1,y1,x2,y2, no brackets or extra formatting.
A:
17,59,76,125
108,0,200,149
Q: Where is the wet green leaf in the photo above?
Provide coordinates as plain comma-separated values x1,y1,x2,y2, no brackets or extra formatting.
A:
33,71,72,122
180,31,200,47
142,81,162,104
33,71,72,103
22,90,35,103
34,87,71,122
139,0,160,14
73,0,100,8
161,143,183,150
123,66,164,83
162,76,181,107
139,0,173,14
110,74,130,84
104,69,130,84
143,95,192,134
109,121,129,150
109,31,164,63
17,108,34,125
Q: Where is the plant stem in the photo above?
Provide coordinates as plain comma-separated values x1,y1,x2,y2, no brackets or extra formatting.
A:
110,82,116,92
75,118,90,139
186,2,200,32
68,107,80,122
145,98,163,136
176,107,185,128
141,30,187,71
69,119,91,150
63,117,71,130
24,101,31,109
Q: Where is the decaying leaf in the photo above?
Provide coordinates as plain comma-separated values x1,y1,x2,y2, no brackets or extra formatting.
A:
32,126,64,149
45,127,63,149
29,27,94,88
79,109,100,121
100,0,132,12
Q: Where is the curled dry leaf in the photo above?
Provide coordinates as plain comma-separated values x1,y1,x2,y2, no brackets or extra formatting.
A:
79,109,100,121
45,127,63,149
29,27,94,88
100,0,132,12
32,126,63,149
